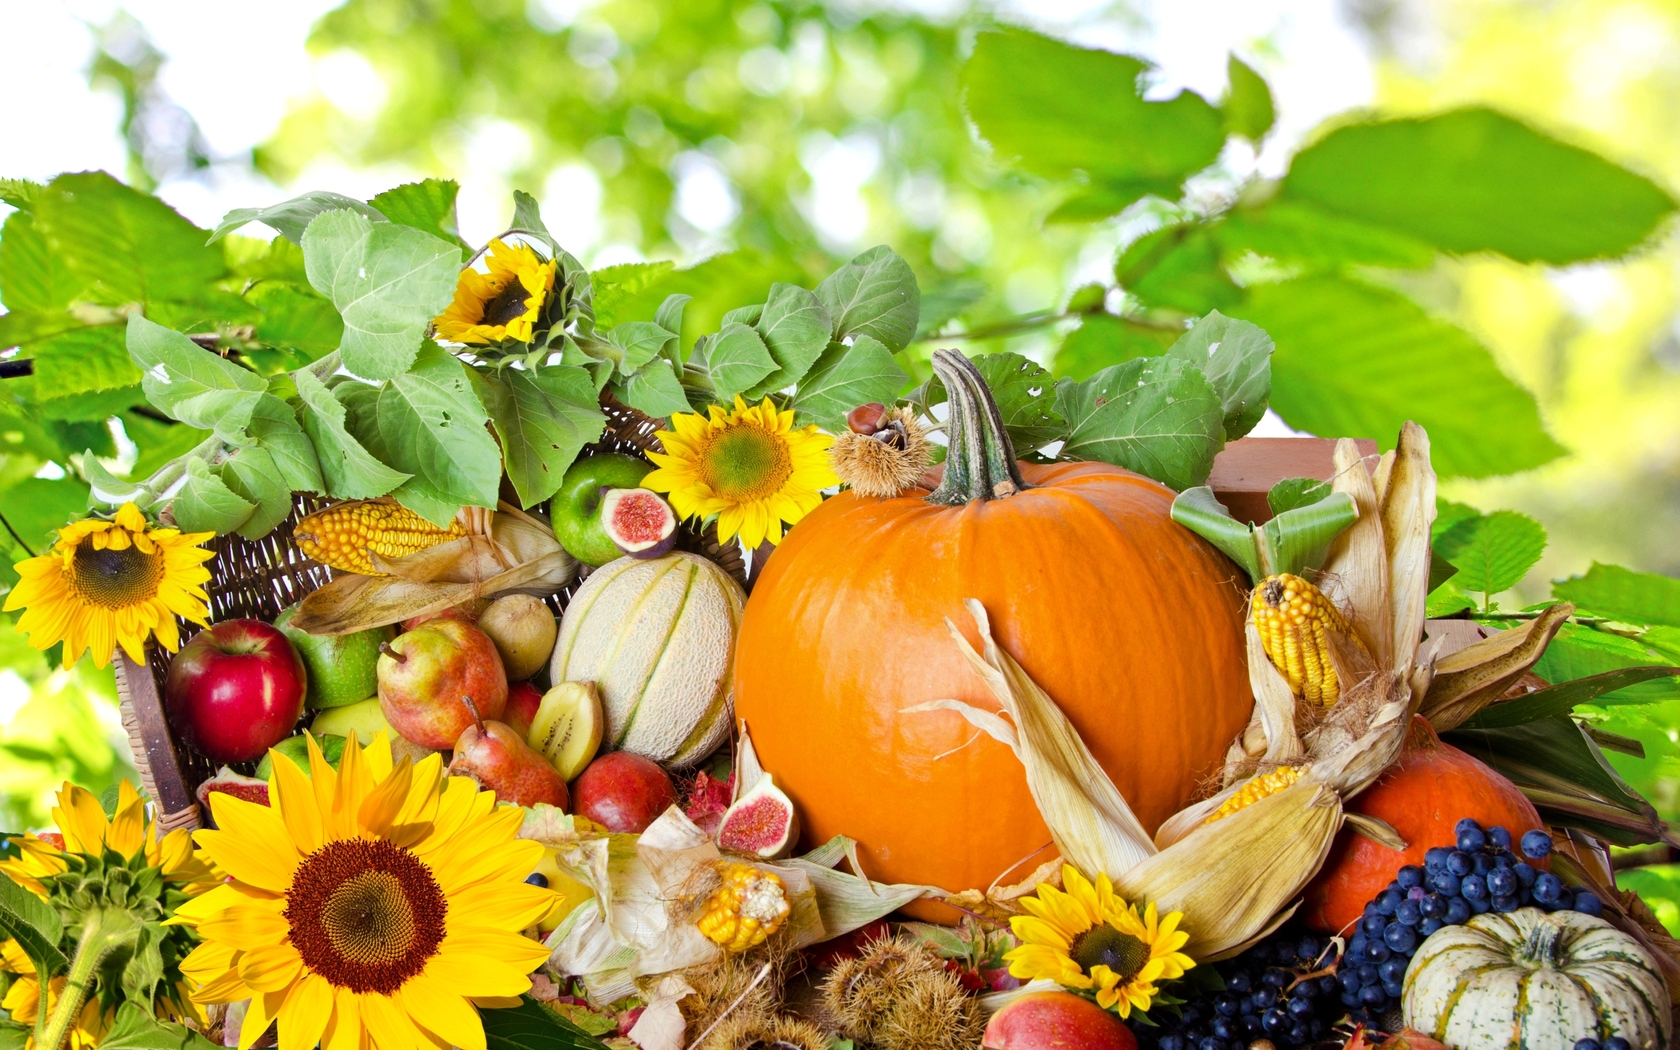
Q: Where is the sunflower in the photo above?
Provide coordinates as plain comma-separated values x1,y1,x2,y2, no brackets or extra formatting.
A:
434,238,557,345
642,395,838,550
3,502,213,669
170,733,556,1050
1003,864,1193,1017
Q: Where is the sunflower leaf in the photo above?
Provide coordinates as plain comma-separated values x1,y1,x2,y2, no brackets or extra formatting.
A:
1165,310,1274,439
301,209,463,382
615,359,692,419
1055,355,1226,491
172,457,256,535
293,368,410,500
472,366,606,509
603,322,675,375
209,191,384,245
704,322,777,401
747,282,832,396
510,190,557,256
126,315,265,442
913,352,1066,454
815,245,920,352
216,447,294,540
246,394,324,494
0,871,65,979
367,179,468,249
481,996,615,1050
790,335,910,431
96,1003,220,1050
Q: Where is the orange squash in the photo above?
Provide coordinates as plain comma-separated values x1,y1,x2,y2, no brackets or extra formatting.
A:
733,351,1253,922
1302,716,1544,933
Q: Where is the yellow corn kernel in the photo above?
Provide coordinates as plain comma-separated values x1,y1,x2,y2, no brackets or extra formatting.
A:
1204,766,1304,824
1251,573,1349,707
695,861,790,954
294,498,468,576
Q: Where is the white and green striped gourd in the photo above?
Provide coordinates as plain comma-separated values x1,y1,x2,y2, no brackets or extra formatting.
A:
1403,907,1670,1050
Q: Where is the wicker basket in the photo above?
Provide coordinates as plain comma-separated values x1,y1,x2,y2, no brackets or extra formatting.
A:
114,396,749,833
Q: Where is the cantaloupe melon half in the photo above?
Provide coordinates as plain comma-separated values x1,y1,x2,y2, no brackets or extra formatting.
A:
550,552,745,769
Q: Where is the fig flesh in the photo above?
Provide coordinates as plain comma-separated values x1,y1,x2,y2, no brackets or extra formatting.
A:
601,488,677,559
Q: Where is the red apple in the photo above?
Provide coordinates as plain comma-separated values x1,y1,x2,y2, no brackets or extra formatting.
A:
377,619,507,749
571,751,677,833
165,619,307,763
504,681,544,738
984,992,1136,1050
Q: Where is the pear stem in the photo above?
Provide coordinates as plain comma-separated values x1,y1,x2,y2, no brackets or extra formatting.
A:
379,641,405,663
462,696,484,733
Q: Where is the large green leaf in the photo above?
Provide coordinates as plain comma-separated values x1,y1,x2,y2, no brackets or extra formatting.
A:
0,209,84,312
1553,563,1680,628
33,173,227,309
294,369,410,499
301,209,463,381
339,344,501,524
0,478,91,551
1432,510,1547,597
126,315,265,441
210,190,384,245
815,246,920,352
246,394,324,494
1053,314,1177,380
747,282,832,395
703,322,777,401
32,326,140,399
1534,623,1680,705
217,446,294,539
481,996,613,1050
1122,226,1241,314
1215,202,1435,271
790,335,910,431
248,283,344,356
962,28,1225,214
0,871,66,979
1165,310,1273,439
368,179,468,248
1281,108,1677,264
1238,276,1566,478
1223,54,1275,143
589,261,677,329
473,366,606,509
172,457,256,535
1055,355,1225,491
1461,666,1680,729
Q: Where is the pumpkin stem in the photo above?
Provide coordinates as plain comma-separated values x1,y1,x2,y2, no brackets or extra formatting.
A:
926,349,1031,507
1517,913,1568,969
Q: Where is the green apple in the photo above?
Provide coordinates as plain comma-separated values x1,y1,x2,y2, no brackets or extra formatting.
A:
549,453,654,566
311,697,438,764
255,733,346,780
274,604,392,709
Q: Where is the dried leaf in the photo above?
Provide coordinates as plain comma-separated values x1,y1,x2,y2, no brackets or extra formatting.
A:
1247,621,1304,765
1320,438,1391,667
627,974,693,1050
1381,423,1437,680
1345,812,1407,850
1420,603,1573,732
291,544,573,634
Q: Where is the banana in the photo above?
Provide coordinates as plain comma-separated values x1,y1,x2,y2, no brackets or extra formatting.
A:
527,681,604,781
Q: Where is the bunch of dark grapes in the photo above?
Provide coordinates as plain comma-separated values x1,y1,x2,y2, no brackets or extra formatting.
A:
1136,819,1604,1049
1145,929,1344,1050
1337,820,1602,1024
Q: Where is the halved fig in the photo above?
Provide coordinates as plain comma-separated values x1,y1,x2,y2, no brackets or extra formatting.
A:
601,488,677,559
195,766,271,822
716,772,799,859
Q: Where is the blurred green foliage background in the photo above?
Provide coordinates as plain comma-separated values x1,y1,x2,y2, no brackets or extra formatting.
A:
1,0,1677,925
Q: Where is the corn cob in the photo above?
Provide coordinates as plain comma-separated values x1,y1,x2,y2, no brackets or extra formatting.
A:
1251,573,1349,707
294,498,468,576
1203,766,1303,824
696,861,790,953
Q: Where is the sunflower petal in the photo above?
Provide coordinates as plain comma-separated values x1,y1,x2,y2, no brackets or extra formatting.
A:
399,975,485,1050
238,943,304,993
278,974,333,1050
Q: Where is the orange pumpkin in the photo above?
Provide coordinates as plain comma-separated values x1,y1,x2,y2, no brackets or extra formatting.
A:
1302,716,1544,933
733,351,1253,922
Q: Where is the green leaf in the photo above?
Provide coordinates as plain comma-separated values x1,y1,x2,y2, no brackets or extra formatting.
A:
1260,489,1363,578
1237,276,1567,479
509,190,557,255
1215,202,1435,271
590,262,677,329
34,172,227,306
615,359,692,419
1432,510,1547,596
0,1018,28,1050
1170,487,1261,581
1125,227,1242,315
473,366,606,509
1426,582,1477,619
790,335,911,431
1534,623,1680,705
603,322,675,374
247,395,323,494
1268,477,1331,515
1165,310,1273,439
962,28,1226,212
916,281,985,338
815,246,920,352
32,326,140,399
121,922,166,1006
1281,107,1677,264
97,1003,221,1050
1053,314,1177,380
368,179,467,248
210,191,384,245
339,343,501,524
1223,54,1275,142
481,996,614,1050
1553,563,1680,628
0,478,92,551
704,322,777,401
916,352,1065,453
1460,666,1680,729
173,457,256,535
1434,498,1482,540
1046,183,1168,224
0,178,41,211
1,209,84,312
654,293,691,339
126,315,265,441
294,369,410,499
747,282,832,395
0,871,65,979
217,447,294,539
1055,355,1226,490
248,283,344,356
301,209,463,381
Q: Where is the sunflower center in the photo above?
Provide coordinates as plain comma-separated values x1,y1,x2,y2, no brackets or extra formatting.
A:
1071,924,1151,981
480,278,536,328
285,838,446,994
698,425,792,501
69,540,164,609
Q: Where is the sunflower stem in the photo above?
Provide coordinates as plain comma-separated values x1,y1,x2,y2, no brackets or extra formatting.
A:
37,908,137,1050
926,350,1029,507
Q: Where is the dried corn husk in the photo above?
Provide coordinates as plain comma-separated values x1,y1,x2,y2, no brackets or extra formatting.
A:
1419,602,1574,731
288,501,576,634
